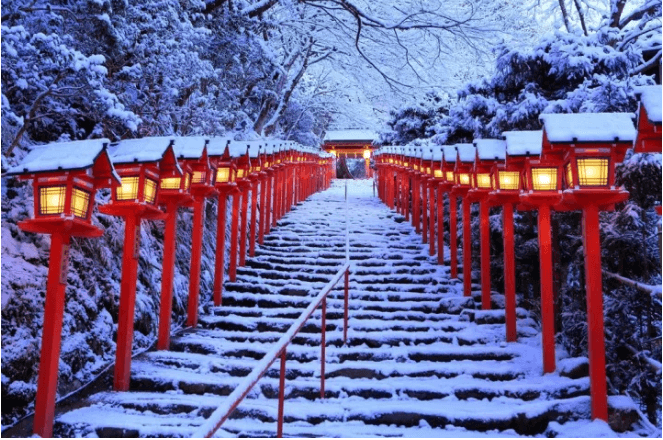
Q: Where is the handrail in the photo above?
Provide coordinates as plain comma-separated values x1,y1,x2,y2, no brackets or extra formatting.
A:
194,261,351,438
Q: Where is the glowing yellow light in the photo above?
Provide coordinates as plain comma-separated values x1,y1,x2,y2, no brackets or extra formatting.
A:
265,161,271,168
531,168,558,191
458,173,471,185
577,158,608,186
566,164,574,188
216,167,231,183
331,150,336,157
39,186,67,215
446,171,454,182
363,150,371,159
498,171,520,190
476,173,491,189
117,176,139,200
388,158,394,164
71,188,90,218
192,171,206,184
144,178,157,204
426,167,432,175
237,169,246,179
184,173,191,190
434,169,443,178
161,177,181,190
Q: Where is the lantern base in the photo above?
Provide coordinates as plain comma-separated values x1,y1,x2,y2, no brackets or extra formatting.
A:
99,202,166,221
18,217,103,238
519,192,563,208
158,192,194,208
451,186,471,198
488,191,520,206
562,189,629,211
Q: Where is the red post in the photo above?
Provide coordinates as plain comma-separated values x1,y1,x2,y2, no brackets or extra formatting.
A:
229,192,240,282
33,231,71,438
274,170,281,223
343,268,349,344
429,184,435,256
158,205,179,349
239,185,249,267
538,204,556,374
503,203,517,342
422,179,428,244
277,349,287,438
265,173,273,235
413,175,420,232
320,297,326,399
272,170,278,228
114,215,140,391
213,193,228,307
449,195,458,278
480,199,491,310
249,181,258,257
259,175,267,245
462,198,472,296
186,199,205,328
437,187,445,265
583,204,608,421
404,174,410,221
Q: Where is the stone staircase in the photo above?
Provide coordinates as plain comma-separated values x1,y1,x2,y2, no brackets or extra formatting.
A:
52,180,637,438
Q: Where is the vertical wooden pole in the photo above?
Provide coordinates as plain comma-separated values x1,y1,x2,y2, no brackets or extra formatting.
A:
186,199,205,328
320,297,326,399
115,215,140,390
213,193,227,307
503,203,517,342
429,184,435,256
463,198,472,297
422,179,428,244
277,349,287,438
449,195,458,279
229,192,240,282
480,199,491,309
249,182,258,257
437,187,445,265
158,205,179,349
259,176,267,245
583,204,608,421
538,204,556,374
33,231,70,438
344,268,349,344
239,186,249,267
265,173,273,235
413,175,420,231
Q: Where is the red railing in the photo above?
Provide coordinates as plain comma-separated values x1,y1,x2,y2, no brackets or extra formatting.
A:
194,261,351,438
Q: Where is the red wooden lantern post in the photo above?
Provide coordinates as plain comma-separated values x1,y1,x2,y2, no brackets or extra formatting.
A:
412,149,421,232
453,143,477,297
255,146,269,254
471,139,506,310
634,85,662,154
244,144,262,263
230,148,250,281
102,138,182,390
439,146,457,271
7,140,118,437
419,149,430,244
489,131,543,342
404,150,413,222
540,112,635,421
208,140,238,307
425,147,438,255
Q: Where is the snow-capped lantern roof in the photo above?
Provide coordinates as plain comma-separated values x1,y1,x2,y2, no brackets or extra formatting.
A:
455,143,476,163
227,141,249,158
422,147,434,161
442,146,457,163
503,131,543,157
431,146,443,162
7,139,116,179
207,137,233,157
635,85,662,124
171,136,209,159
539,113,636,144
474,139,506,161
109,137,181,177
323,129,378,142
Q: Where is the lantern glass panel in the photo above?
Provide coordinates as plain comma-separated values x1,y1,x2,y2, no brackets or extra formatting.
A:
565,164,574,188
426,167,432,175
161,177,181,190
184,172,192,190
434,169,443,178
531,167,558,191
446,171,454,182
577,158,608,186
237,169,246,179
192,171,206,184
498,171,520,190
216,167,230,183
39,186,67,215
117,176,140,200
144,178,157,204
363,150,371,159
404,162,409,167
458,173,471,185
477,173,491,188
71,188,90,218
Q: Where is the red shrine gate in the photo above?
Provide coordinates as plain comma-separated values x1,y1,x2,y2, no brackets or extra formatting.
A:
322,129,378,178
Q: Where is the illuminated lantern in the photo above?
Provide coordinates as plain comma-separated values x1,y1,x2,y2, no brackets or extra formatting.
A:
173,137,217,328
633,85,662,154
102,137,180,390
257,145,271,246
424,146,438,255
208,139,237,308
539,112,636,421
363,148,371,178
491,130,543,343
230,146,251,281
452,143,476,297
472,139,507,310
6,139,118,438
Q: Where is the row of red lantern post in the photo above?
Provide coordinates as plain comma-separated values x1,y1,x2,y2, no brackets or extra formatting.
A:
7,137,334,437
374,101,661,423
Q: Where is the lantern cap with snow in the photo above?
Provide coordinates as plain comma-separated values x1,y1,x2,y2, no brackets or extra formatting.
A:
634,85,662,153
452,143,475,195
208,138,237,189
170,137,217,199
6,138,119,237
